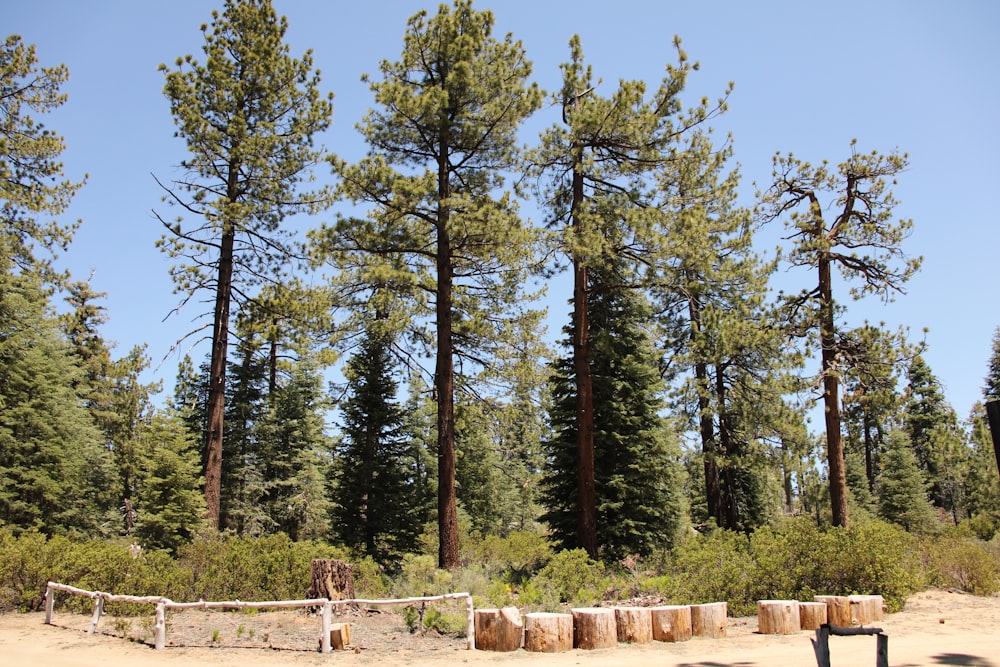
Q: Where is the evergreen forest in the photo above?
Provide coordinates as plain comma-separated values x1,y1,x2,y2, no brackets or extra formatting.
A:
3,1,999,611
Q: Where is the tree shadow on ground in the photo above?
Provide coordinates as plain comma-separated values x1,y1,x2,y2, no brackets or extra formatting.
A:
931,654,996,666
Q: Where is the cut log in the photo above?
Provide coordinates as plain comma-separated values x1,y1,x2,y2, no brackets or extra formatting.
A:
329,622,351,650
571,608,617,650
757,600,800,634
613,607,652,644
849,595,885,625
798,601,828,630
306,559,355,614
474,606,523,651
814,595,852,627
690,602,727,638
523,612,574,653
650,605,692,643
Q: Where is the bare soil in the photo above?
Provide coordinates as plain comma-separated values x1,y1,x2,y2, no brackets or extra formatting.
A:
2,589,998,666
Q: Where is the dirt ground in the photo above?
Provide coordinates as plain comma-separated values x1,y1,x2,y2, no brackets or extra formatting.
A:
1,589,997,667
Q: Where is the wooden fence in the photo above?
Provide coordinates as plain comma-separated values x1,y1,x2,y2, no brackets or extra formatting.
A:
44,581,475,652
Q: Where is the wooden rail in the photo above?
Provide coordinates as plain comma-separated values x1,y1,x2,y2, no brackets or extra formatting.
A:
44,581,475,652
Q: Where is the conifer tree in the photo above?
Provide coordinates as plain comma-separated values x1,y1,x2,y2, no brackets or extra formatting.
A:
877,430,938,534
758,142,921,528
531,35,721,556
984,327,1000,402
133,413,207,553
0,251,116,535
542,251,686,561
156,0,333,527
1,35,85,276
332,327,429,565
317,0,542,568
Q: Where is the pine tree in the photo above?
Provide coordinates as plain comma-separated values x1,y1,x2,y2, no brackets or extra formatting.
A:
1,35,85,276
542,253,686,561
156,0,333,527
530,35,721,557
758,142,921,528
984,327,1000,402
317,0,542,569
877,430,938,534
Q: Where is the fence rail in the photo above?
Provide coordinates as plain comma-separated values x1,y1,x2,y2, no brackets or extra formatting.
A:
44,581,475,652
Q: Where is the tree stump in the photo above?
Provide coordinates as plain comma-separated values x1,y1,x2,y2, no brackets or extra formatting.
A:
757,600,800,634
815,595,851,627
650,605,692,643
614,607,652,644
523,612,573,653
474,607,523,651
799,601,828,630
691,602,727,638
329,622,351,650
849,595,885,624
571,608,617,650
307,559,355,614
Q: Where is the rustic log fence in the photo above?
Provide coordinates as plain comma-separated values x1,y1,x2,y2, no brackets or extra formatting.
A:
44,581,475,653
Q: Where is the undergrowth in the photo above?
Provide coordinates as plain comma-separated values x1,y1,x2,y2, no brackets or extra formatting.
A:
2,517,996,618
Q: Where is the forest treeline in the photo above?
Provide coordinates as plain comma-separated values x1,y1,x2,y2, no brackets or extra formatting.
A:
3,0,1000,580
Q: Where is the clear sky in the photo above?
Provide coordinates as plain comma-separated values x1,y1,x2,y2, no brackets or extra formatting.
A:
6,0,998,426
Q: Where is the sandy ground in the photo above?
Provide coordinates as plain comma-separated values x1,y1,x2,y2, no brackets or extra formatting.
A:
1,590,997,667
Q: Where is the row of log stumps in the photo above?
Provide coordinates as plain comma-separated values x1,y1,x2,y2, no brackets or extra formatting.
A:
757,595,885,634
474,602,728,652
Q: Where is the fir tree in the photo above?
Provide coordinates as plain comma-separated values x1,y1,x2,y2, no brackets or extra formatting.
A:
877,430,938,534
133,413,207,553
332,328,429,565
543,253,686,561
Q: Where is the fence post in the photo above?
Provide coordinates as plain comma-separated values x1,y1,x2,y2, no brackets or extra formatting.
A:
44,583,54,624
321,601,332,653
465,593,475,650
88,596,105,635
154,602,166,650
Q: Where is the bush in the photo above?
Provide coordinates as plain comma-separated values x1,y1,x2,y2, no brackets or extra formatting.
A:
919,533,1000,596
529,549,610,606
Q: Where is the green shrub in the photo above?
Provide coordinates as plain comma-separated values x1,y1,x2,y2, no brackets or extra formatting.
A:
919,534,1000,596
663,529,756,615
530,549,610,606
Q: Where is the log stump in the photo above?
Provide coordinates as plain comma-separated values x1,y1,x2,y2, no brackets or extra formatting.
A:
815,595,851,627
614,607,652,644
307,559,355,614
474,607,523,651
571,608,617,650
651,605,692,643
849,595,885,625
329,623,351,650
691,602,727,638
757,600,800,635
798,601,828,630
523,612,574,653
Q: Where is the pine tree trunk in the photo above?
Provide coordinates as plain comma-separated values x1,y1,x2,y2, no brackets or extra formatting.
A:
651,605,692,642
523,612,574,652
819,253,849,528
435,175,459,570
572,152,597,559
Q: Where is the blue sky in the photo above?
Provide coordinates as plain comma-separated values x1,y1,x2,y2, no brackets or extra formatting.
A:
7,1,998,425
